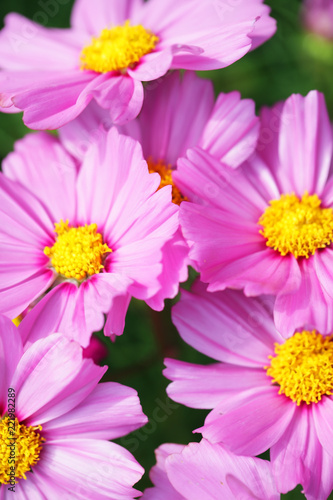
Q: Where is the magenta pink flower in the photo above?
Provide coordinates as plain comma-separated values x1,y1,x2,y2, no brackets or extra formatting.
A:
0,314,147,498
0,0,276,130
142,439,279,500
302,0,333,40
165,281,333,499
0,128,178,346
179,90,333,336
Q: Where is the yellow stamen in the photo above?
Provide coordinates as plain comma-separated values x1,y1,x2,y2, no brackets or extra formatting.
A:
0,417,45,484
44,220,112,282
258,192,333,258
12,316,22,327
265,330,333,405
80,20,159,73
147,158,188,206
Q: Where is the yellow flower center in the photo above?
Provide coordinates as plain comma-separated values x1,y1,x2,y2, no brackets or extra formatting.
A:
147,158,188,206
0,417,45,484
265,330,333,405
44,220,112,282
80,20,159,73
258,192,333,258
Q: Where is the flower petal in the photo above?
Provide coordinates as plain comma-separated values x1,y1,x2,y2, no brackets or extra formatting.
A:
165,359,271,409
0,315,23,415
39,439,144,500
172,282,281,366
42,382,147,440
11,334,84,421
199,91,259,168
166,440,279,500
3,132,77,223
201,386,296,456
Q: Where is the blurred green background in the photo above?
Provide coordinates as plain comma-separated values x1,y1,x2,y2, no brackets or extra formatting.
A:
1,0,333,498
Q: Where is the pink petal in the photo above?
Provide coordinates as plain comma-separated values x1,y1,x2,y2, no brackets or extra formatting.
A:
0,13,81,70
0,173,54,245
143,443,185,500
0,315,23,414
180,197,297,296
20,275,132,348
39,440,143,500
59,100,112,161
274,254,333,336
199,91,259,168
71,0,143,35
104,292,132,340
90,74,144,125
278,91,332,196
42,382,147,440
127,48,173,81
145,230,189,311
12,71,105,130
171,282,281,367
0,269,55,319
76,127,159,235
312,397,333,457
164,359,272,409
26,358,105,426
126,71,214,166
166,440,279,500
271,406,333,500
11,334,84,421
175,147,272,212
201,386,296,456
3,132,77,223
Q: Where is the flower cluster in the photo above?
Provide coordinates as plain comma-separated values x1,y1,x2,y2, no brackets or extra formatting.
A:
1,0,332,498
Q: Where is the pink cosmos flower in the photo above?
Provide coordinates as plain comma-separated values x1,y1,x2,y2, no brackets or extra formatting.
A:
142,439,279,500
0,127,178,346
0,314,147,499
179,90,333,336
0,0,276,130
302,0,333,40
165,281,333,499
59,70,260,307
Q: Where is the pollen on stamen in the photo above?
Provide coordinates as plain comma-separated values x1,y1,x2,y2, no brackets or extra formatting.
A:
258,191,333,258
44,220,112,282
0,417,45,484
80,20,159,74
265,330,333,405
147,158,188,206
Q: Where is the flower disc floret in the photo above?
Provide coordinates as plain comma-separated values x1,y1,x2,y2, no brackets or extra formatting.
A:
258,192,333,258
266,330,333,405
0,417,45,484
80,21,159,73
44,220,112,281
147,158,187,205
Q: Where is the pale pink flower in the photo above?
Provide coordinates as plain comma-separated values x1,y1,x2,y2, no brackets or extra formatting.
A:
0,314,147,499
59,70,260,307
142,439,279,500
0,0,276,129
165,281,333,499
0,128,178,346
179,90,333,336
